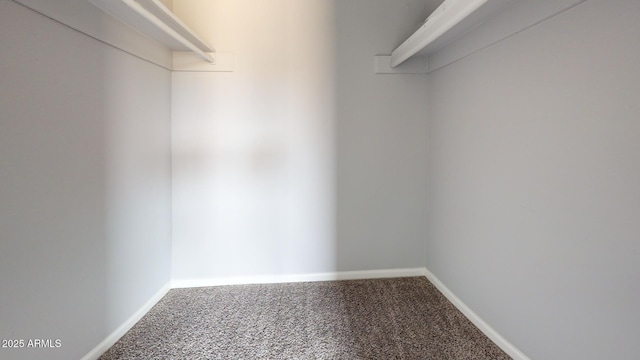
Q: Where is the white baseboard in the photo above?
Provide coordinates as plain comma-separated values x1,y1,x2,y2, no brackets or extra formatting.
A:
171,267,428,289
84,268,528,360
423,268,531,360
81,282,171,360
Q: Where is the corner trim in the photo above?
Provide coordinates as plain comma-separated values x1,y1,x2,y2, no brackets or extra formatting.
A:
80,282,171,360
423,268,531,360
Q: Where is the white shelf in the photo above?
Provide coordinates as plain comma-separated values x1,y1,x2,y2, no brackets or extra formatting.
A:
390,0,514,68
89,0,215,63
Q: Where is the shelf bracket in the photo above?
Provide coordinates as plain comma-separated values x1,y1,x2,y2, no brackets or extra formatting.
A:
374,55,427,74
173,52,234,72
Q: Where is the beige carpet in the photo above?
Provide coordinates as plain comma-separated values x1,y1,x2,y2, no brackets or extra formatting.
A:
99,277,511,359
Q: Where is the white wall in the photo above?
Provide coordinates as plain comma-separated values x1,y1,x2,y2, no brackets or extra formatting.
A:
426,0,640,359
0,1,172,359
171,0,337,280
171,0,434,281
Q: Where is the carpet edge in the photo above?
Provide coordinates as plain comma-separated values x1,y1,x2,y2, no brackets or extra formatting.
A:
80,282,172,360
423,268,531,360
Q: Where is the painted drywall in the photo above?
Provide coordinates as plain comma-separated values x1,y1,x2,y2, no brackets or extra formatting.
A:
12,0,172,69
171,0,434,281
333,0,434,271
0,1,172,359
426,0,586,72
171,0,336,280
426,0,640,359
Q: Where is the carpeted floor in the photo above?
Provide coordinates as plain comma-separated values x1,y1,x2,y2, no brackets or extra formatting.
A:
99,277,511,359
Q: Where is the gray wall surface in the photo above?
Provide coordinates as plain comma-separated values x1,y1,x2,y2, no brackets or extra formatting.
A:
12,0,172,68
334,0,433,272
0,1,172,359
426,0,640,358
